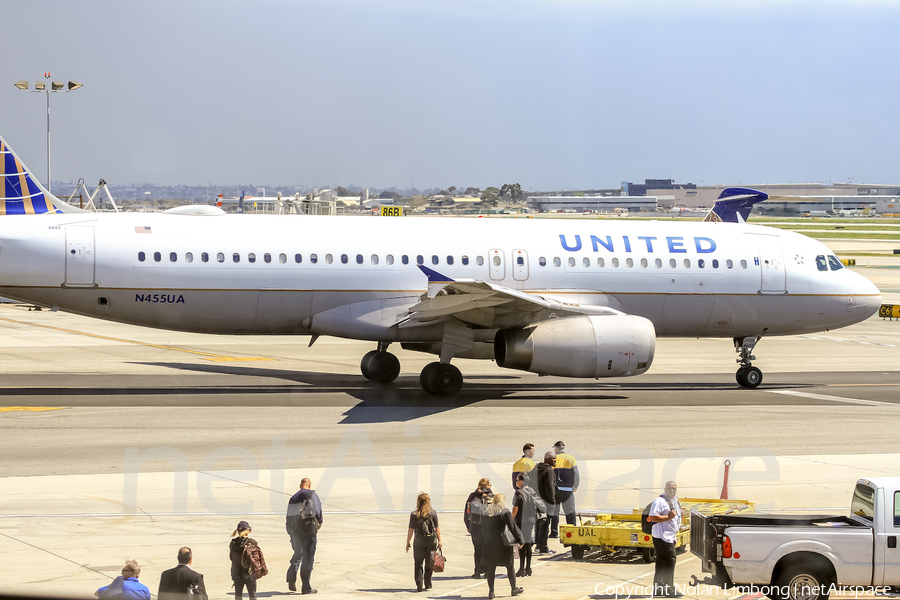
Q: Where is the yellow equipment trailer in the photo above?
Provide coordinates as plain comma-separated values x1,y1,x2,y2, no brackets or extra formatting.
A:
560,498,754,561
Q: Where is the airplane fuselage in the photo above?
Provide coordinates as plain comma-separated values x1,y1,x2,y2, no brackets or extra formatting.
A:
0,214,881,342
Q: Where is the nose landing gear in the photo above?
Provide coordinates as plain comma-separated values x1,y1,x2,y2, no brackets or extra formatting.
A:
734,336,763,388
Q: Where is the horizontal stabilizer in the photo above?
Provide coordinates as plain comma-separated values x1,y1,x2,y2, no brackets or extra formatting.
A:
703,187,768,224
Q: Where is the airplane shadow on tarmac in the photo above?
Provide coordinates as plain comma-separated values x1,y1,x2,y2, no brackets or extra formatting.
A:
125,362,816,425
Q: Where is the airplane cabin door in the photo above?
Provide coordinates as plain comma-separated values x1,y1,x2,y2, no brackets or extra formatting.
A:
489,249,505,281
512,249,529,281
758,247,785,294
65,226,96,287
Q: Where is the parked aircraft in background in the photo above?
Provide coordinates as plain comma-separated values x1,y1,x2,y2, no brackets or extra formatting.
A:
0,134,882,395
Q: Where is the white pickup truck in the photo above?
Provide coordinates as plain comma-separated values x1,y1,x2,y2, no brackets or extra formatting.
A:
690,478,900,600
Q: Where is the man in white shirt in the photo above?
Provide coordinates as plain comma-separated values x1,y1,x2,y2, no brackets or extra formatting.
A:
648,481,682,597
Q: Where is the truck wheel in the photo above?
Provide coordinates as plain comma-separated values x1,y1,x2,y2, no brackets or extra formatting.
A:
676,544,688,555
571,545,586,560
774,565,830,600
642,547,656,563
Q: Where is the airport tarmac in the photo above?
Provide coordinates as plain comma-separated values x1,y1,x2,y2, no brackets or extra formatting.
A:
1,237,899,599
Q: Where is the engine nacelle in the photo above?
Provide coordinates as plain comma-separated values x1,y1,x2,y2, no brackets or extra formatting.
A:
494,314,656,378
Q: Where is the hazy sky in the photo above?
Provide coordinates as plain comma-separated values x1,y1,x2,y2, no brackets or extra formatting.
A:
3,0,898,191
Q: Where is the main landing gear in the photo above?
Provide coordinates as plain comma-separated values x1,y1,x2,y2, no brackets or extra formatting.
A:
359,343,464,396
419,362,463,397
734,336,763,388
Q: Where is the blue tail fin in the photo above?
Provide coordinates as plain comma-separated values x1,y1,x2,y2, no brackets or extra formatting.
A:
703,187,768,224
0,133,81,214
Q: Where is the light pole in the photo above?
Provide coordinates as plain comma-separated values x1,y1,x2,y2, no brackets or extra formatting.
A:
14,73,83,193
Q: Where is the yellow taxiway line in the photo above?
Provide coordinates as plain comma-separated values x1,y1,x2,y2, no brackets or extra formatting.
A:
0,407,68,413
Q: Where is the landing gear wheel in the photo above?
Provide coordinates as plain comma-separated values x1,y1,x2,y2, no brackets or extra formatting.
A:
641,547,657,563
360,350,378,380
364,352,401,383
736,366,762,388
420,362,440,393
571,545,587,560
424,363,463,397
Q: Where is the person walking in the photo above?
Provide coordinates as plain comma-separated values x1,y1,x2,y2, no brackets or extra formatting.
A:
552,441,580,537
158,547,207,600
511,474,532,577
405,492,443,592
648,481,682,598
478,494,524,599
512,443,536,488
95,560,151,600
230,521,260,600
285,478,323,594
534,451,556,554
464,477,494,578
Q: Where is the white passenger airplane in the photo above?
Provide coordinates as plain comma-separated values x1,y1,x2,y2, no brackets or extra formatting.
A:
0,133,882,395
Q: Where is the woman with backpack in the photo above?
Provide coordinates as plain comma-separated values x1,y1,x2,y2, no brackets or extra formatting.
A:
405,492,442,593
465,477,494,578
230,520,264,600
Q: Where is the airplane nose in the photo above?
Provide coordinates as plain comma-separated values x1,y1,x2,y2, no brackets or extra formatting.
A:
859,275,882,317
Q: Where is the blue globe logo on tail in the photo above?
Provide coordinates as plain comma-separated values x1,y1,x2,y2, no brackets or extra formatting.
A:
0,135,63,215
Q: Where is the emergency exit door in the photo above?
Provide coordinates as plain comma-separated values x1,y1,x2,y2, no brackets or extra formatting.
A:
512,249,529,281
489,249,505,280
65,226,95,287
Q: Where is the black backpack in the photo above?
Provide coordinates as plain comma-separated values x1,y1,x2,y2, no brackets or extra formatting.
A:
641,494,676,535
419,514,436,538
299,497,318,535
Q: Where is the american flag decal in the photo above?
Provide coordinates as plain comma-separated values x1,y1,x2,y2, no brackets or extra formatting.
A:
135,226,152,233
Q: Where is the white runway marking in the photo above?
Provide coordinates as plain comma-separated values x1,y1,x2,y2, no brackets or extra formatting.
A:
769,389,897,407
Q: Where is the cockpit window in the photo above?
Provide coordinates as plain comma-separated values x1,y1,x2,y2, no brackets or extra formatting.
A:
815,255,828,272
828,255,844,271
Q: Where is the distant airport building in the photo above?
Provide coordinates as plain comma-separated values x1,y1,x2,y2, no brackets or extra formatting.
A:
635,182,900,213
528,195,658,213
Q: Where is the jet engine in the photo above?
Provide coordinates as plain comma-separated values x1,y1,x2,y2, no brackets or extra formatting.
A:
494,314,656,378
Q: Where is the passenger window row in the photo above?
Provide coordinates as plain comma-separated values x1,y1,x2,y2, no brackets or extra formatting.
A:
136,252,488,266
537,256,749,270
136,251,758,271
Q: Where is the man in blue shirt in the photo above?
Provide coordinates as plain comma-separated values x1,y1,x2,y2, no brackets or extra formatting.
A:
95,560,151,600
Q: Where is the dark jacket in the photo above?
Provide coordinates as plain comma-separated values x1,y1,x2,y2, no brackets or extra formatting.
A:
286,488,323,535
158,564,206,600
464,487,493,532
537,463,556,505
478,509,523,567
229,536,257,581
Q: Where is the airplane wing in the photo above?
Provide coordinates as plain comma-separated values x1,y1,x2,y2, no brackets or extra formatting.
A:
703,187,768,224
400,266,623,329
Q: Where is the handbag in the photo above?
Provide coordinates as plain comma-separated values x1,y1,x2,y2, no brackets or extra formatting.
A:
430,548,446,573
501,523,517,546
